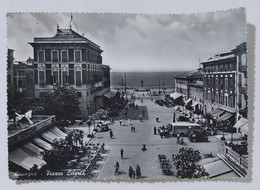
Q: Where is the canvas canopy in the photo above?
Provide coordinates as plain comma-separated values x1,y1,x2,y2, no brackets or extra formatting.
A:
9,148,46,171
32,137,52,150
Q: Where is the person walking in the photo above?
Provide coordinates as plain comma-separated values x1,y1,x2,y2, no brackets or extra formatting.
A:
120,148,124,159
114,161,119,175
128,119,131,125
154,126,157,135
136,164,141,178
156,115,159,122
129,166,133,178
110,130,113,139
139,115,142,122
132,169,136,179
119,120,122,126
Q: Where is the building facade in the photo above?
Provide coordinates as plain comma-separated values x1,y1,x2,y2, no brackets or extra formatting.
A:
13,62,35,97
7,49,15,95
29,27,111,119
201,42,247,123
175,69,204,111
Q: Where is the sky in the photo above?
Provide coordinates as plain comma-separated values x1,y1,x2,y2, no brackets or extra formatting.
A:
7,8,246,72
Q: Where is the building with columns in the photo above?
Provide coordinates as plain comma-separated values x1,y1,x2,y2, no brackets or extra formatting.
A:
29,26,111,119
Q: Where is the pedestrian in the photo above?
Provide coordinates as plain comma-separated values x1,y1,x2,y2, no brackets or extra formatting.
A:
110,130,113,139
120,148,124,159
132,169,136,179
156,116,159,122
139,115,142,122
177,133,180,143
128,119,131,125
129,166,133,178
154,126,157,135
119,120,122,126
114,161,119,175
136,164,141,178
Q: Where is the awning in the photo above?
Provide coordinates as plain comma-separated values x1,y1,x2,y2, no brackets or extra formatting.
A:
217,112,234,121
49,126,67,139
9,148,46,171
41,130,61,143
185,98,192,105
203,159,236,178
22,142,44,159
104,91,117,99
192,102,199,107
233,118,248,130
241,123,248,136
32,137,52,150
170,92,183,100
211,109,225,118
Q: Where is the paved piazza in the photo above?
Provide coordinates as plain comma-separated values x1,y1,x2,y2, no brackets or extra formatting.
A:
80,92,225,179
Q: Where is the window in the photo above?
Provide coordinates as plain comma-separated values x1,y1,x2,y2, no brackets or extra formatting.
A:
52,50,58,62
46,70,52,85
18,79,22,88
69,70,74,84
215,94,219,104
229,78,233,91
82,70,86,84
62,71,68,84
76,71,81,86
38,50,45,62
39,71,45,85
61,50,68,62
75,50,81,62
53,71,59,85
225,78,228,90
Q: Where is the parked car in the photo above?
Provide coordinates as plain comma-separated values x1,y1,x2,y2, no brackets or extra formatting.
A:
188,131,208,142
177,115,190,122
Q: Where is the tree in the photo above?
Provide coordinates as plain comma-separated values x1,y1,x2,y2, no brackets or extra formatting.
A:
43,85,80,121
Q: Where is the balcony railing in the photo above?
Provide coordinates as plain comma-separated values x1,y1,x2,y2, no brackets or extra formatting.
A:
225,146,248,170
239,86,246,94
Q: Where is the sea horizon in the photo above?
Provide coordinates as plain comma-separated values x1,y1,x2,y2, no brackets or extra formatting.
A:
110,71,184,89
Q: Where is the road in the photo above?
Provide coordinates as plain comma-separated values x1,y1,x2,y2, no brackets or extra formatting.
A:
89,92,223,180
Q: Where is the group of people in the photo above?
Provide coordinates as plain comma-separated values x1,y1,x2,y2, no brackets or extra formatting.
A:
153,124,173,138
128,165,141,179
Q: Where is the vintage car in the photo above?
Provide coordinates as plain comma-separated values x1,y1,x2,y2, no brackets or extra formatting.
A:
188,131,208,142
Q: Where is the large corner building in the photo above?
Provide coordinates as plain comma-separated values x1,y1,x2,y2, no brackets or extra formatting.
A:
29,27,111,119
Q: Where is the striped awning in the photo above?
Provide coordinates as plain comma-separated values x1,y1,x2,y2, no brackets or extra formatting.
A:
217,112,234,121
185,98,192,105
104,91,117,99
211,109,225,118
170,92,183,100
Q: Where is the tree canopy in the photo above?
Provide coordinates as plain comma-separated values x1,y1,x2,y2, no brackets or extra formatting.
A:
43,85,80,121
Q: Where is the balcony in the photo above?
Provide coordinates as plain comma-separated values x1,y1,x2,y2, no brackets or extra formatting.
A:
239,86,246,94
